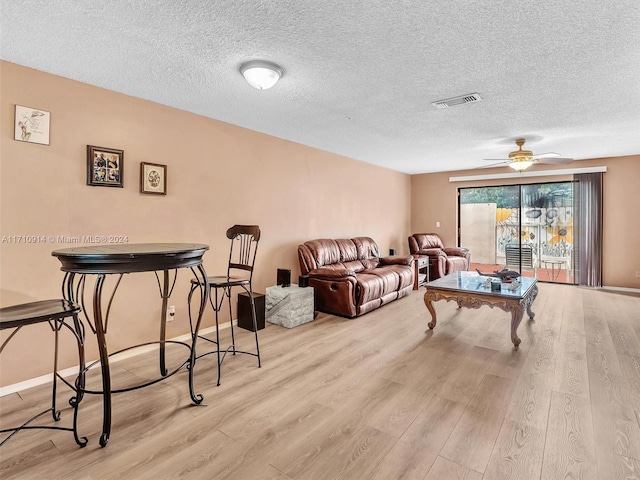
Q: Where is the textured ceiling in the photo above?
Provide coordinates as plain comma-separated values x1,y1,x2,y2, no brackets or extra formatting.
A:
2,0,639,174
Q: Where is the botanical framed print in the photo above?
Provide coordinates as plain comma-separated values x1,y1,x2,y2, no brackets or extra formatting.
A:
87,145,124,187
14,105,51,145
140,162,167,195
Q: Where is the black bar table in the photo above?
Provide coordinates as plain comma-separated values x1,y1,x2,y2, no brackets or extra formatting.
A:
52,243,209,447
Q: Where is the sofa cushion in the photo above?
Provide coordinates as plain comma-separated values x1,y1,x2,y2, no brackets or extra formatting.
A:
381,264,414,290
336,238,359,262
416,234,444,250
343,260,365,273
360,257,380,270
304,239,341,269
353,237,380,259
354,273,384,305
365,267,399,295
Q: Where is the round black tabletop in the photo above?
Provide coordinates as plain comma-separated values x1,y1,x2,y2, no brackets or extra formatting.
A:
52,243,209,274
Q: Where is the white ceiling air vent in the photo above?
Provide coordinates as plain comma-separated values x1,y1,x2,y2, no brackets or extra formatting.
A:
432,92,482,109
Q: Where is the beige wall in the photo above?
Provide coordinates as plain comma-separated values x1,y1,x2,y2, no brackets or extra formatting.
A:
411,155,640,289
0,61,411,385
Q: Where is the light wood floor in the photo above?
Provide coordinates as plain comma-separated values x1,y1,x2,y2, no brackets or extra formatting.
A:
1,284,640,479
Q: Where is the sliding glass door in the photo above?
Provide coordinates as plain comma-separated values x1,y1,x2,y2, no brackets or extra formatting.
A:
459,181,576,284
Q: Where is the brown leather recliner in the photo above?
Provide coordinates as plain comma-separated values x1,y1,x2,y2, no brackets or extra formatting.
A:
408,233,471,280
298,237,414,318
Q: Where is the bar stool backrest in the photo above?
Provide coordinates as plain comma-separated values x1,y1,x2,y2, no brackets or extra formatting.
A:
225,225,261,283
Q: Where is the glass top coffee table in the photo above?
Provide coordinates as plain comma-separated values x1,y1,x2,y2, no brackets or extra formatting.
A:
423,271,538,346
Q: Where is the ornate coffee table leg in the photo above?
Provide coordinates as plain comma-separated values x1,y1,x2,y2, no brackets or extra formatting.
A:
423,293,437,329
525,285,538,320
510,303,524,347
510,285,538,346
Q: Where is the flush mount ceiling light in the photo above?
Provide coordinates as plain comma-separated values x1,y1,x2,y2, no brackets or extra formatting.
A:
239,60,283,90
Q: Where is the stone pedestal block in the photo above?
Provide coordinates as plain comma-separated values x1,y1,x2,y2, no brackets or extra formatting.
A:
266,284,314,328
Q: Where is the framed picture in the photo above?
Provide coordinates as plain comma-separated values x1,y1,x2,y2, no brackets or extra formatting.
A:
140,162,167,195
87,145,124,187
14,105,51,145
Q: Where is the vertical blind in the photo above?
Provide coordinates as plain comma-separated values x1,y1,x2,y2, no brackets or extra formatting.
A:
575,172,603,287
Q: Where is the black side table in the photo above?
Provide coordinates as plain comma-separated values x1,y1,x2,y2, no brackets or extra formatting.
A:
237,292,265,331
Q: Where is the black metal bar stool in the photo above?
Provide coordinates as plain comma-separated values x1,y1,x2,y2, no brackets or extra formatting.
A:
188,225,262,386
0,299,87,447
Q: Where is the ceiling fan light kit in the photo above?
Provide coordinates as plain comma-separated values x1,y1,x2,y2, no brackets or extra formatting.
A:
508,138,535,171
509,159,534,171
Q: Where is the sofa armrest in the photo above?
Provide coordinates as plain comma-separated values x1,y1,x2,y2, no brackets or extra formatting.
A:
416,248,445,257
408,236,419,254
443,247,469,258
309,266,356,279
380,255,413,266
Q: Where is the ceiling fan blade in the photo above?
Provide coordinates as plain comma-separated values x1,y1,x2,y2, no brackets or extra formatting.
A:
480,161,511,168
482,158,510,162
537,157,574,165
533,152,561,157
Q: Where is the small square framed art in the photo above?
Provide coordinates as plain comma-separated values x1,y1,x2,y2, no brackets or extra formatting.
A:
140,162,167,195
87,145,124,187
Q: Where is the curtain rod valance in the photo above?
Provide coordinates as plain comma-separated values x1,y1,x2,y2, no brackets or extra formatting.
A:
449,166,607,183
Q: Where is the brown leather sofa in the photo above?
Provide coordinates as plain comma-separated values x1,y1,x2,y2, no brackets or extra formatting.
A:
298,237,414,318
408,233,471,280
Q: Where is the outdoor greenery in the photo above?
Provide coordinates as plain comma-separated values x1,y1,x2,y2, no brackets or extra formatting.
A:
460,182,573,209
459,186,520,208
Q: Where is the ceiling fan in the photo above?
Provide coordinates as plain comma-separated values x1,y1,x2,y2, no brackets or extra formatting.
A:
484,138,574,171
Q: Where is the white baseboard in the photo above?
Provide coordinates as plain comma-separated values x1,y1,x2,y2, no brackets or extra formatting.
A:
0,322,234,398
601,285,640,294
